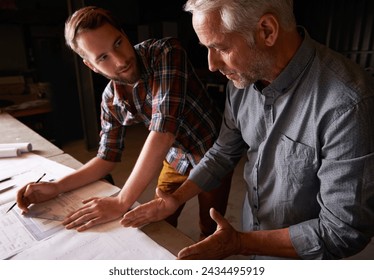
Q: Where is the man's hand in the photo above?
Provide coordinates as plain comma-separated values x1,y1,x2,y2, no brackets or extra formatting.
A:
178,208,242,259
17,181,59,213
62,196,125,232
121,188,180,227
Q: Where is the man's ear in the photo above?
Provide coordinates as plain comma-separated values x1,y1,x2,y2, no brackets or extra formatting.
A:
83,59,98,72
257,13,279,47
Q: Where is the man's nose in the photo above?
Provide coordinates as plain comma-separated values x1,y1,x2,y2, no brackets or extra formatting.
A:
113,52,125,67
207,49,220,72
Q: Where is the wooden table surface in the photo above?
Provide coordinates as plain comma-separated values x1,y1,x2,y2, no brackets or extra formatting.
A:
0,112,63,158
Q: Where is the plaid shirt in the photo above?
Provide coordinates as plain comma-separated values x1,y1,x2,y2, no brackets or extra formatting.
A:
97,38,222,174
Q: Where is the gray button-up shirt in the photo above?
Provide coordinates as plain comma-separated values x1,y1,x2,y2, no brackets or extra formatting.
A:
189,28,374,259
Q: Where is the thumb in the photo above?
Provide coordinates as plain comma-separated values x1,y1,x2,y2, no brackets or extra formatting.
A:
23,184,34,197
209,208,227,229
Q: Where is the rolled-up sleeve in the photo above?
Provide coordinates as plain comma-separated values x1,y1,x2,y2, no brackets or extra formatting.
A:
97,84,126,162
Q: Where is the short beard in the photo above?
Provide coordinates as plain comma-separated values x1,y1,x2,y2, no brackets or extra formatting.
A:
97,70,139,86
232,44,274,89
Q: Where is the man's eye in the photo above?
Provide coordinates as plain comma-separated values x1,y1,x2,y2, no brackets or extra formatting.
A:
98,55,107,62
115,39,122,48
218,48,228,54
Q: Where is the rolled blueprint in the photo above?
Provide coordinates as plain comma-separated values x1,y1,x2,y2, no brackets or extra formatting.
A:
0,147,21,158
0,142,32,153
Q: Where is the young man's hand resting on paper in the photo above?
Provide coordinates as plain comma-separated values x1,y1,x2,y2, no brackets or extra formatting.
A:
17,181,126,232
62,196,126,232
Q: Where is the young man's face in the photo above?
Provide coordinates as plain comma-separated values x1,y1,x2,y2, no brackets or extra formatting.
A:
77,23,140,85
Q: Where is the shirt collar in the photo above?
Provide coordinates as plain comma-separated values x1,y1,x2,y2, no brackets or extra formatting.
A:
112,82,127,106
269,27,316,94
257,26,316,97
112,51,147,107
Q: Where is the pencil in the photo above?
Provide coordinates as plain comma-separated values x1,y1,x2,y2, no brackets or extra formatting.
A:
0,185,15,194
5,173,46,214
0,176,12,183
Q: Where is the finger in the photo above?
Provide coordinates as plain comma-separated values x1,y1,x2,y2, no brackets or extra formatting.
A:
209,208,226,228
120,214,142,227
22,183,46,208
81,197,98,204
121,217,148,228
16,185,31,213
19,197,31,214
121,220,136,227
177,245,200,260
16,186,28,212
23,184,33,197
63,206,94,225
63,211,85,225
64,212,95,229
121,208,148,227
64,203,93,220
75,218,98,232
64,198,99,218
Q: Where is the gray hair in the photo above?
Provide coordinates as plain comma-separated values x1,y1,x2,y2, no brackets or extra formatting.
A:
184,0,296,44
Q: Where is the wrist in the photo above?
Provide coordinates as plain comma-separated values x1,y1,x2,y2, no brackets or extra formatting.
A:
117,192,135,212
236,231,245,255
171,179,201,207
54,180,65,195
237,231,255,256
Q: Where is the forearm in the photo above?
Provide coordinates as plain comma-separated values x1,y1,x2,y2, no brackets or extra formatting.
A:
56,157,116,194
239,228,299,258
118,131,175,210
172,179,203,205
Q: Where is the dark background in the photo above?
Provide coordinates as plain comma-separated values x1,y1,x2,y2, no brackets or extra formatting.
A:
0,0,373,148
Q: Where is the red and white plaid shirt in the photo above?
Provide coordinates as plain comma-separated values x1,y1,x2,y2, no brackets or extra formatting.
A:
97,38,222,174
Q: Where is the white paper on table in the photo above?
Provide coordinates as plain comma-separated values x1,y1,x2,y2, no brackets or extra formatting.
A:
0,153,117,259
1,153,175,260
0,206,37,259
12,219,175,260
0,153,75,205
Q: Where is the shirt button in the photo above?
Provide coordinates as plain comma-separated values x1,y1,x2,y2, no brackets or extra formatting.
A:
254,205,258,209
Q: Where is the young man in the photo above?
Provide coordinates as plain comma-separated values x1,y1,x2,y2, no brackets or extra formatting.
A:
122,0,374,259
16,6,232,239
